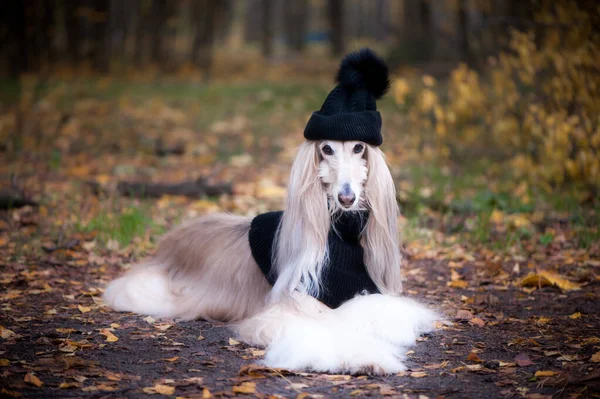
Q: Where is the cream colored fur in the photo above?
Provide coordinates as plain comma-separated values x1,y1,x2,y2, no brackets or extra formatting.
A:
103,140,437,374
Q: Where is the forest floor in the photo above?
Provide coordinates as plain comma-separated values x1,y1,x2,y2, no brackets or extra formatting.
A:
1,77,599,398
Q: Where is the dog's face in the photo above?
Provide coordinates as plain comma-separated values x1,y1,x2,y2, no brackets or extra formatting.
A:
317,140,368,211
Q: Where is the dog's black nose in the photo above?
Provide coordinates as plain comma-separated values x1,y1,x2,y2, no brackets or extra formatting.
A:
338,193,356,207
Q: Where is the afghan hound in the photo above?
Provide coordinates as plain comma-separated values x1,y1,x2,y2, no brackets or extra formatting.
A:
104,49,437,374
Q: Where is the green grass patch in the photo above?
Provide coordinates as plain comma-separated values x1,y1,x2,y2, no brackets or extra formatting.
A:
80,206,156,247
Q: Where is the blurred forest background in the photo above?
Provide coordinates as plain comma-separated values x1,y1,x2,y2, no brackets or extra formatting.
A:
4,0,593,74
0,0,599,254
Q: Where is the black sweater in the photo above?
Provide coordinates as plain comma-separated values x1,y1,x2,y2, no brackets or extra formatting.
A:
248,211,380,308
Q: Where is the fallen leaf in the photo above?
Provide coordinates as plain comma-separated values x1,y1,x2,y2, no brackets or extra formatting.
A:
423,361,448,369
466,364,483,371
56,328,77,334
59,340,78,353
24,373,44,387
59,381,81,389
288,383,308,390
78,305,91,313
379,384,396,395
536,317,552,325
515,354,533,367
164,356,179,363
143,384,175,395
0,326,16,339
467,351,482,363
154,323,173,331
99,329,118,342
202,388,212,398
143,315,156,324
456,310,473,320
0,359,10,366
591,351,600,363
229,338,241,346
581,337,600,346
251,349,265,357
447,279,469,289
232,381,256,394
520,271,580,291
470,317,485,327
410,371,428,378
569,312,582,319
535,370,557,377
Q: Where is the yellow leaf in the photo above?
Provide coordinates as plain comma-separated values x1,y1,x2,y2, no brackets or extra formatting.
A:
0,326,16,339
59,381,81,389
143,384,175,395
535,370,557,377
591,351,600,363
0,359,10,366
232,382,256,394
59,340,78,353
154,384,175,395
99,329,118,342
202,388,212,399
470,317,485,327
581,337,600,346
163,356,179,363
410,371,428,378
78,305,91,313
520,271,580,291
447,279,469,289
251,349,265,357
154,323,173,331
56,328,77,334
228,338,240,346
569,312,582,319
25,373,44,387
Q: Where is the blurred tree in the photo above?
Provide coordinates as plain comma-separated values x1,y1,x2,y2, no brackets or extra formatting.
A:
261,0,274,58
285,0,308,52
91,0,110,72
457,0,473,67
63,0,83,65
191,0,228,76
328,0,344,56
150,0,169,65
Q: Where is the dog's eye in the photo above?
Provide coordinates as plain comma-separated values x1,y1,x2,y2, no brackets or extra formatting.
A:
322,145,333,155
353,144,364,154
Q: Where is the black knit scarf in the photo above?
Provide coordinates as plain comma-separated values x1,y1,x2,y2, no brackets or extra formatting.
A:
248,210,380,308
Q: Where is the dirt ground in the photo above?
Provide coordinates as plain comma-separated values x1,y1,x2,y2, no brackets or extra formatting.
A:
1,242,599,399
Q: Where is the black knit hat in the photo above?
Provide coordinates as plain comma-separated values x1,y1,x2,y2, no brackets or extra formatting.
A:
304,48,390,146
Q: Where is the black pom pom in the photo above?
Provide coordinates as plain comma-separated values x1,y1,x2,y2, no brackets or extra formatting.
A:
335,48,390,99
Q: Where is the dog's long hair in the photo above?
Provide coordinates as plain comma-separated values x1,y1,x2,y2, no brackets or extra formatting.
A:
103,140,435,374
271,142,402,302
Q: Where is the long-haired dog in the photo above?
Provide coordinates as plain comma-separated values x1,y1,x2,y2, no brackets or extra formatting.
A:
103,49,437,374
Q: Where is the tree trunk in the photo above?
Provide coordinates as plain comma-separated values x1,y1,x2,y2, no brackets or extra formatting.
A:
191,0,225,75
91,0,110,72
150,0,167,65
285,0,307,52
261,0,273,58
328,0,344,56
418,0,433,61
7,0,29,76
63,0,82,64
458,0,473,66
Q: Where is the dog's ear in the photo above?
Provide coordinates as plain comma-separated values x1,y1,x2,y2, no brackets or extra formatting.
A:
362,146,403,295
271,141,331,302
